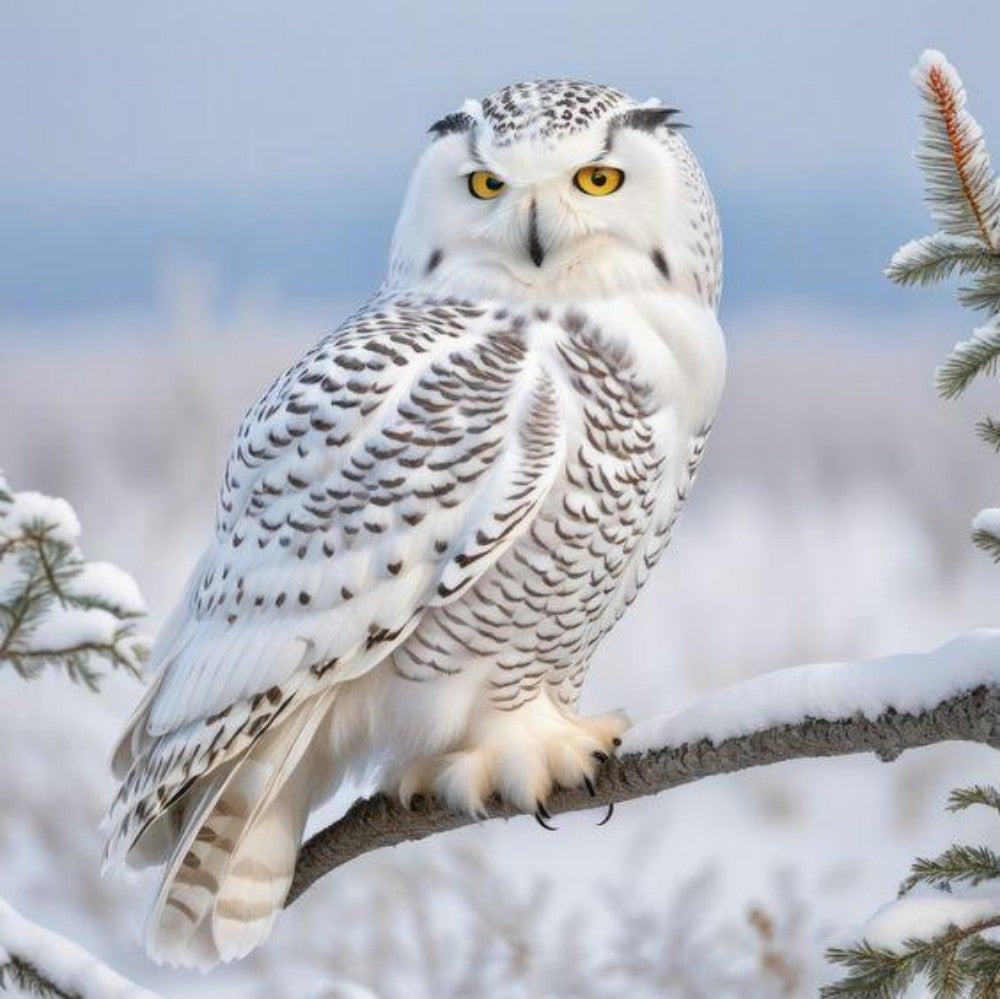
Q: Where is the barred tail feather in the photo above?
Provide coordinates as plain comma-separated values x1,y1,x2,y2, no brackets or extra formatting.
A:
145,691,335,969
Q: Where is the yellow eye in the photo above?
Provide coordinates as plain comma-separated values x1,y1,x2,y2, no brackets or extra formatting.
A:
573,165,625,196
468,171,506,199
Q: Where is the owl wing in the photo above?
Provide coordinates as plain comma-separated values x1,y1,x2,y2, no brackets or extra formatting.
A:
107,298,565,860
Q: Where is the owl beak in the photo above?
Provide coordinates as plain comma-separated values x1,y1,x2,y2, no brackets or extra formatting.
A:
527,199,545,267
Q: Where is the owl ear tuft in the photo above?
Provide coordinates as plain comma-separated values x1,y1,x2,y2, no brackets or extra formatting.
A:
428,112,476,139
612,107,686,134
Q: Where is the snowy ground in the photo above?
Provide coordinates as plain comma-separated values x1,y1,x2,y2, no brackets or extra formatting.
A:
1,291,997,997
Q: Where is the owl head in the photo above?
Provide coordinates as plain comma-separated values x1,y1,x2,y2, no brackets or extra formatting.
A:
387,79,721,310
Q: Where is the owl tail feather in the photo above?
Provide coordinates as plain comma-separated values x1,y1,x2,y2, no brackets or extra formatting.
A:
145,691,335,969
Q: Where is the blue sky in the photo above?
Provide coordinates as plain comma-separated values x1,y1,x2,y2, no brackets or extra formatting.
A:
1,0,998,322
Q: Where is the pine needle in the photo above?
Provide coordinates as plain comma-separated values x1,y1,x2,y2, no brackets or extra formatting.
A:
934,320,1000,399
900,845,1000,894
958,272,1000,315
949,786,1000,816
974,417,1000,450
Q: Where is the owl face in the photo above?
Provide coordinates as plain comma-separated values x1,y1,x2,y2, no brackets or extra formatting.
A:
388,80,721,308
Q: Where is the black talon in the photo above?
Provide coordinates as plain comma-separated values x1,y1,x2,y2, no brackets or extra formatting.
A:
612,738,622,747
592,751,609,763
535,809,558,831
536,802,552,820
596,802,615,826
584,776,596,797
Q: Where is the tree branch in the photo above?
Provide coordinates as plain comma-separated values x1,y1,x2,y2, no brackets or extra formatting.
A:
0,897,159,998
288,669,1000,906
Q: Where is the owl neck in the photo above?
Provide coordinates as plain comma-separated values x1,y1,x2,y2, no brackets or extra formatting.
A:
383,241,720,313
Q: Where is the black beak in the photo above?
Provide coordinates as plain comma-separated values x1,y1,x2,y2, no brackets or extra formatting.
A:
527,199,545,267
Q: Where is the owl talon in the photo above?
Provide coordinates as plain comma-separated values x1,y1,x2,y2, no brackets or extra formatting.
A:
597,802,615,826
584,776,596,796
535,807,558,831
592,750,608,763
612,738,622,748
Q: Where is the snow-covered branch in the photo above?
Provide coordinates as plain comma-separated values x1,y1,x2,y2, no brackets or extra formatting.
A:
909,49,999,251
288,631,1000,906
0,897,160,998
0,474,149,688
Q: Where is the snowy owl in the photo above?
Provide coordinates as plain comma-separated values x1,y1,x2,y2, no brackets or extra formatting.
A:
106,79,726,968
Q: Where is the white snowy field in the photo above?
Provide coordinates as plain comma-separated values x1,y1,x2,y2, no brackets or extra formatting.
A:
1,291,998,997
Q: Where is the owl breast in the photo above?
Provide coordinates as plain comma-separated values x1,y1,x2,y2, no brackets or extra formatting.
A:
390,294,723,710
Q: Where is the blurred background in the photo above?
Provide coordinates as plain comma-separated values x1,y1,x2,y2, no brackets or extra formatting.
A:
1,1,999,995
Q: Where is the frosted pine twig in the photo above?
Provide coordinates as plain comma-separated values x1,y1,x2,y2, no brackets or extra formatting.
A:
288,631,1000,905
911,50,999,251
0,897,160,998
0,475,149,688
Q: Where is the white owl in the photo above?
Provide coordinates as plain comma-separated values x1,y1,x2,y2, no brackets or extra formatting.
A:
105,79,726,968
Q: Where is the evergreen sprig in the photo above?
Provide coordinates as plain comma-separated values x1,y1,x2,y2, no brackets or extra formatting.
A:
886,235,997,287
825,781,1000,996
899,845,1000,894
936,320,1000,399
949,786,1000,817
0,478,148,688
824,913,1000,998
910,50,999,250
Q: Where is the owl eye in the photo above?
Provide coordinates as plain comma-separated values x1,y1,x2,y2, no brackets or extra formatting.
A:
573,165,625,196
468,171,506,199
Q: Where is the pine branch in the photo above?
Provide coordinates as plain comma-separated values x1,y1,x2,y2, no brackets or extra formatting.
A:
971,528,1000,563
885,235,998,287
935,321,1000,399
823,941,918,997
900,845,1000,894
912,50,1000,251
287,677,1000,906
0,897,159,998
824,916,1000,998
0,955,78,998
949,785,1000,816
963,937,1000,997
0,484,148,686
975,417,1000,451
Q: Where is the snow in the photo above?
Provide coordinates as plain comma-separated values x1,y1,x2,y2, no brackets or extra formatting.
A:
972,508,1000,538
29,606,120,650
852,885,1000,953
0,490,81,544
914,49,961,92
623,630,1000,754
69,561,147,616
0,896,161,998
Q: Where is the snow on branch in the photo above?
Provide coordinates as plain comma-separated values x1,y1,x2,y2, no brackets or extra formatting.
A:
886,234,997,288
936,318,1000,400
911,50,999,251
972,507,1000,563
823,787,1000,996
0,897,160,998
0,473,149,688
288,631,1000,906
